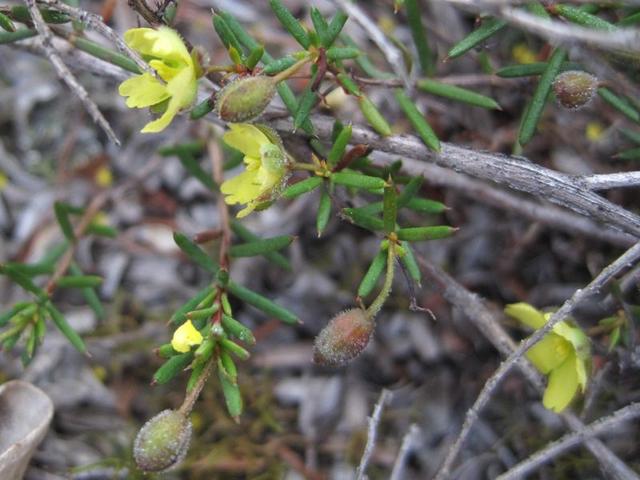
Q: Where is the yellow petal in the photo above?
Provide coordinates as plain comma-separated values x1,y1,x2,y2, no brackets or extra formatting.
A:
139,69,196,133
149,59,182,82
505,302,546,330
221,169,262,204
119,73,169,108
552,321,590,360
171,320,203,353
124,27,191,66
236,202,258,218
223,123,270,158
526,333,571,374
543,354,579,412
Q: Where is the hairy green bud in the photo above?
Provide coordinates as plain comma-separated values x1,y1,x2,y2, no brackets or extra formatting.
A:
133,409,192,472
313,308,374,367
553,70,598,110
215,76,276,122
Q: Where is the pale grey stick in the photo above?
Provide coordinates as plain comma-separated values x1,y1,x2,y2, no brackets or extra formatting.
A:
271,114,640,239
497,403,640,480
418,258,639,480
24,0,120,145
433,240,640,480
579,172,640,191
390,424,421,480
356,389,392,480
36,0,156,78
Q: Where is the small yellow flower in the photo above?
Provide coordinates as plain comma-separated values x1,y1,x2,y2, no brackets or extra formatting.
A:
119,27,198,133
171,320,203,353
505,302,591,413
512,43,538,64
220,123,288,218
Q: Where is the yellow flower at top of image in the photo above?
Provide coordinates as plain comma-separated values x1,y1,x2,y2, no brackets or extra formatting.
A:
171,320,203,353
118,27,198,133
505,302,591,413
221,123,288,218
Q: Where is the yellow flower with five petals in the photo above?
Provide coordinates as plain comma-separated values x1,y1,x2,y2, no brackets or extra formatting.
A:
119,27,198,133
221,123,288,218
171,320,203,353
505,302,591,413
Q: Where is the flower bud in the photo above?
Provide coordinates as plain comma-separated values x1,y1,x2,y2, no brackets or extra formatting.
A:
552,71,598,110
215,76,276,122
133,409,192,472
313,308,374,367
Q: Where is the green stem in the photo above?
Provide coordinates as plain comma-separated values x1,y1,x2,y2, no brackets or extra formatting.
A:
366,244,395,319
271,55,312,83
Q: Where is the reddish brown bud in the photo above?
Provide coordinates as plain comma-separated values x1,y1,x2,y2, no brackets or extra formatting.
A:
552,70,598,110
313,308,374,367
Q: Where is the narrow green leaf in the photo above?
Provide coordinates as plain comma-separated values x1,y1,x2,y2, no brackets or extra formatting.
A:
326,11,348,47
190,97,215,120
69,264,105,320
0,265,46,298
187,304,219,321
383,182,397,233
212,13,245,59
336,73,362,96
342,208,385,231
400,242,421,285
269,0,310,49
332,171,386,190
157,343,178,358
615,147,640,161
158,141,205,157
194,337,216,362
0,12,15,32
54,201,76,241
405,0,434,75
397,177,424,207
316,189,331,237
245,44,265,70
173,232,218,273
221,314,256,345
230,220,291,270
394,89,440,151
220,337,250,360
218,367,243,419
0,28,36,44
358,95,392,136
5,262,53,276
186,361,207,391
294,81,318,131
327,124,352,167
86,223,118,238
171,285,216,325
554,4,616,31
496,61,581,78
406,197,447,214
326,47,360,61
176,152,217,191
619,128,640,145
358,249,387,298
227,281,299,324
310,7,330,47
599,88,640,123
153,351,194,384
0,302,33,328
229,235,294,258
71,36,140,73
220,350,238,380
56,275,103,288
45,303,86,354
447,17,507,60
417,79,501,110
10,6,69,24
618,11,640,27
282,176,323,199
518,47,567,146
397,225,457,241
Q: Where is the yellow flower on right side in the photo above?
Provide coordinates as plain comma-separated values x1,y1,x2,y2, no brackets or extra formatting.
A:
505,302,591,413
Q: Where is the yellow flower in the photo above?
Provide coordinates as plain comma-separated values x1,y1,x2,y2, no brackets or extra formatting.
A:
119,27,198,133
505,303,591,413
220,123,288,218
171,320,203,353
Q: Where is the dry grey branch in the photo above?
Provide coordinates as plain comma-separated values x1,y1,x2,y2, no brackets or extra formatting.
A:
418,257,640,480
579,172,640,191
356,389,392,480
433,240,640,480
390,424,421,480
24,0,120,145
497,403,640,480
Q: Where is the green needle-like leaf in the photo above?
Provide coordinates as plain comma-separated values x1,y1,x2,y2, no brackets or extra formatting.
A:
447,17,507,60
394,89,440,151
173,232,219,273
229,235,295,258
417,79,501,110
227,281,299,324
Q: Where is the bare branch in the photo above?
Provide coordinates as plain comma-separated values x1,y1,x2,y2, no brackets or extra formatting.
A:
497,403,640,480
578,172,640,191
433,240,640,480
356,389,393,480
24,0,120,145
390,424,421,480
